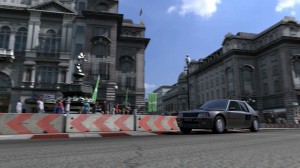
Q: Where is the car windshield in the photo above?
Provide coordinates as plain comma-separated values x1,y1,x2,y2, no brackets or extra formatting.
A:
198,99,228,110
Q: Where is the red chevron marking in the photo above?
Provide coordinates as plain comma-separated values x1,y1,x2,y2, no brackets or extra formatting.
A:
36,114,60,133
6,114,33,134
70,115,89,132
154,116,165,131
167,117,179,130
114,115,130,131
93,115,112,132
138,115,151,131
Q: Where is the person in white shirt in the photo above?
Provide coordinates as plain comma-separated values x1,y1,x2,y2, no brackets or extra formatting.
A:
16,99,23,113
37,98,45,113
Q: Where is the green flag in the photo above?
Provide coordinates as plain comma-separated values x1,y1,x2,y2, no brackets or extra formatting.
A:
92,75,100,102
148,93,157,112
125,88,129,108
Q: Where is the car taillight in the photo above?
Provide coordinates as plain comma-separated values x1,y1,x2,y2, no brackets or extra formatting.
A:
198,112,210,118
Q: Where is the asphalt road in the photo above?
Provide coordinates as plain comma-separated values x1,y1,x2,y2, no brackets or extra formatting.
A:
0,129,300,168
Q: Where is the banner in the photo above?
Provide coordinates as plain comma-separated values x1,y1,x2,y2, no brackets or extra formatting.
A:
148,93,157,113
92,75,100,102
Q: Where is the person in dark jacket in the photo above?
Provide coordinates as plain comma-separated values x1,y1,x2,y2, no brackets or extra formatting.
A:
53,101,63,114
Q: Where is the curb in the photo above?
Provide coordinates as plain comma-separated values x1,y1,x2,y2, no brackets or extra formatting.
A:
0,131,178,141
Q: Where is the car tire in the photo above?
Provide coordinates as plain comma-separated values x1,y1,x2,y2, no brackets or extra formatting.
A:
180,127,192,134
250,118,259,132
212,116,225,134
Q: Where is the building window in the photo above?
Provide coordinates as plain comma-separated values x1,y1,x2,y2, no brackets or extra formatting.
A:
263,83,269,95
226,68,235,97
272,65,279,76
41,30,60,53
15,27,27,52
242,65,254,95
0,26,10,49
76,26,84,34
126,77,135,90
75,44,83,56
274,80,280,93
121,62,133,73
35,66,58,84
78,1,86,11
93,43,108,58
25,69,31,82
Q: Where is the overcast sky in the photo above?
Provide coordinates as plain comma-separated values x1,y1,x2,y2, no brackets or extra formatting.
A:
119,0,300,95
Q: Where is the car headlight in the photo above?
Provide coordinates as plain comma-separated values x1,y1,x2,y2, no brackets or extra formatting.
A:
198,112,210,118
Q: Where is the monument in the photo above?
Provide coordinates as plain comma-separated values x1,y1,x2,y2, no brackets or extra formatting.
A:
61,52,93,112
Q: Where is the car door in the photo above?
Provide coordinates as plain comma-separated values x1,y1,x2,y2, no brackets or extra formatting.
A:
227,101,246,128
239,101,252,127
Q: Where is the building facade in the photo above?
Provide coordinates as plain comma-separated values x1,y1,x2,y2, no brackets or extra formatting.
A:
161,70,189,115
186,16,300,123
153,85,174,115
0,0,149,113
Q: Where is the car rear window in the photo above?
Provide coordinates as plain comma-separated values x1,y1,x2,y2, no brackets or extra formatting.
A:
240,102,249,112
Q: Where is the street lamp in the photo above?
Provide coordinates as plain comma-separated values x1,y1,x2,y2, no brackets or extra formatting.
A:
185,54,191,110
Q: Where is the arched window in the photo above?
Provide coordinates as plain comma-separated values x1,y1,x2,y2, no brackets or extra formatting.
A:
226,67,235,97
15,27,27,52
44,30,58,53
119,55,134,73
0,26,10,49
242,65,254,95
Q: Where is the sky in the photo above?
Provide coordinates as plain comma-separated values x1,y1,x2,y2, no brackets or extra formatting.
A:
118,0,300,95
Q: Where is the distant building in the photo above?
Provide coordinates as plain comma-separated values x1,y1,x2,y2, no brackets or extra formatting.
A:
0,0,149,113
161,69,189,115
153,85,174,114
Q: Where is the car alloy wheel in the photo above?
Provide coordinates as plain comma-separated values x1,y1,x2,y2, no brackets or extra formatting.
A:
250,118,259,132
213,116,225,134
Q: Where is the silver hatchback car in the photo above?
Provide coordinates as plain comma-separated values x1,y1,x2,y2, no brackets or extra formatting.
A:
176,99,259,134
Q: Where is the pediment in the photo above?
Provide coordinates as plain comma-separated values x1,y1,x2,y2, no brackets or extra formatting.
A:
29,0,76,14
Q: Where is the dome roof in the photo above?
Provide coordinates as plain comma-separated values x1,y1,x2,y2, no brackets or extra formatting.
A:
178,70,187,83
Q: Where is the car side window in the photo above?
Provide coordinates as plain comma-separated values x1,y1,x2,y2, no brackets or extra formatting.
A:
239,102,249,112
228,101,242,111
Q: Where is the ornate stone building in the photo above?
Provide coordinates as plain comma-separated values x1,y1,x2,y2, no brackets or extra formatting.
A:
0,0,149,113
185,16,300,123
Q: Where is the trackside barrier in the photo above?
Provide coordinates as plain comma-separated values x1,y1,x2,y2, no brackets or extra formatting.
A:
0,114,65,135
66,114,134,133
136,115,179,131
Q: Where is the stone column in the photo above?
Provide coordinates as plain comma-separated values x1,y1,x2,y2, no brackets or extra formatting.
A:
8,31,16,50
61,14,74,52
26,11,41,54
30,66,36,88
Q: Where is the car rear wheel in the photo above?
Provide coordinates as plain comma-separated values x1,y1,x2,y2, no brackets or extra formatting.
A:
250,118,259,132
180,127,192,134
212,116,225,134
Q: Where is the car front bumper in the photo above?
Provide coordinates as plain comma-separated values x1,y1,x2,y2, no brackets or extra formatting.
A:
176,117,214,129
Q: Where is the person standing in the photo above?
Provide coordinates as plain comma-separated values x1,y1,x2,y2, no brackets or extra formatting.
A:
53,101,63,114
16,99,23,113
37,98,45,113
81,100,90,114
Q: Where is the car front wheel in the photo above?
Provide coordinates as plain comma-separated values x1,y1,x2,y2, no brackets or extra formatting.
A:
180,127,192,134
212,116,225,134
250,118,259,132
